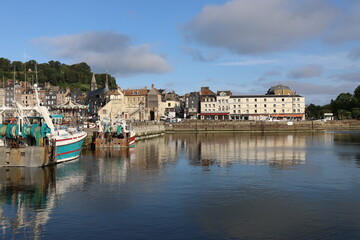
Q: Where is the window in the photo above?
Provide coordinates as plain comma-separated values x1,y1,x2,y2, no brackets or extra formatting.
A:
205,104,207,107
233,110,236,113
273,110,276,113
264,98,267,102
273,104,276,107
168,103,171,107
255,110,257,113
238,99,241,102
282,109,285,113
254,104,257,108
282,98,284,101
213,104,215,107
264,104,267,107
238,110,241,113
255,99,257,102
102,110,107,114
274,98,276,102
246,99,249,102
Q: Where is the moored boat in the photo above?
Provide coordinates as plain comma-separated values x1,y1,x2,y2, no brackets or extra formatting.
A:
91,117,136,149
0,85,87,167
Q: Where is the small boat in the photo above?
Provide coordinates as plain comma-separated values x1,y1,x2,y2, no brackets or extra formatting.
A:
91,116,136,149
0,85,87,167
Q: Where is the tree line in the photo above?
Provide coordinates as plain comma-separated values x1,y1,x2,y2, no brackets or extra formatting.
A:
0,57,116,92
306,85,360,120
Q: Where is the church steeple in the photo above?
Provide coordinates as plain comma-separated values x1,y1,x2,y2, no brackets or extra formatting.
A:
90,73,97,91
105,70,109,90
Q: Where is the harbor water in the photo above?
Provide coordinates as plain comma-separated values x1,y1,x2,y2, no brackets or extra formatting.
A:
1,132,360,239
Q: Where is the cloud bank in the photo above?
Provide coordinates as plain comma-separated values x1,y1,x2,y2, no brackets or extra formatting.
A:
183,0,336,54
288,64,322,79
33,31,171,76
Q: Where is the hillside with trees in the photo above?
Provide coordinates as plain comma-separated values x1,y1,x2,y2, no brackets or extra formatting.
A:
306,85,360,120
0,57,117,92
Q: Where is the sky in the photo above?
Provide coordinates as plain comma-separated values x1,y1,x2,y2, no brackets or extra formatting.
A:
1,0,360,105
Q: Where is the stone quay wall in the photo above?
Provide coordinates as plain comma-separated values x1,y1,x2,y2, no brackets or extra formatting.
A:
83,120,360,145
165,120,326,133
323,120,360,131
131,122,166,139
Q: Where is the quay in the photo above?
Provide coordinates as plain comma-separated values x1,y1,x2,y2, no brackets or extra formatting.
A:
83,120,360,146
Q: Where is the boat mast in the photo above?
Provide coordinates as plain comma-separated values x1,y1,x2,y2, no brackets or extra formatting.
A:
13,65,16,106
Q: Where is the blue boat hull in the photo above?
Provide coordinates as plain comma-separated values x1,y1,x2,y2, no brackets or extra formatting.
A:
56,138,85,163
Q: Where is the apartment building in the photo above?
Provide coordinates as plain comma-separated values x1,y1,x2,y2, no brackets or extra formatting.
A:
199,85,305,120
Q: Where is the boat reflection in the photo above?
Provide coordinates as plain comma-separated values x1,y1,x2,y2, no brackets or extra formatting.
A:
0,164,85,239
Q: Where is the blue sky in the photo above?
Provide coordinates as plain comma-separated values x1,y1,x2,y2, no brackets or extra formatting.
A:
1,0,360,105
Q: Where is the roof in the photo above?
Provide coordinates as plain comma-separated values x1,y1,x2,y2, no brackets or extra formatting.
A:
53,99,88,109
200,87,215,96
267,84,293,94
230,94,302,98
123,89,149,96
87,86,110,98
106,88,123,96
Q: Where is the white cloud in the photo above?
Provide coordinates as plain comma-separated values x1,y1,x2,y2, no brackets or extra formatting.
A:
33,31,171,76
288,64,322,79
183,0,336,54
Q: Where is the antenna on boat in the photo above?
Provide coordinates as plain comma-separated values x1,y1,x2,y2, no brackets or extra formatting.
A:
24,63,27,94
35,64,38,85
13,65,16,105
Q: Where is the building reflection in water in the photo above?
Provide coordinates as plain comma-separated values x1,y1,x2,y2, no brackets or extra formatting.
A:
0,164,85,239
165,133,307,168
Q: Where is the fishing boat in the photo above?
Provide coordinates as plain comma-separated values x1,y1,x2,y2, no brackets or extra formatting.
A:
0,85,87,167
91,116,136,149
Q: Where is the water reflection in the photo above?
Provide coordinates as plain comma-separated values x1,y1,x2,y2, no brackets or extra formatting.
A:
1,132,359,239
0,167,56,239
163,133,308,168
0,163,85,239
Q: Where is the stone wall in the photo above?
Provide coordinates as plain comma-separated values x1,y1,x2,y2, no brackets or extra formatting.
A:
165,120,326,132
324,120,360,130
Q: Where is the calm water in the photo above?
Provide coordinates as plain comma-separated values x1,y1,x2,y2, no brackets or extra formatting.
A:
1,132,360,240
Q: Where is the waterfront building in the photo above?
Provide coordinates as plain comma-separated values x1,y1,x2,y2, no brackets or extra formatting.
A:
5,82,15,107
185,92,200,119
147,84,163,120
56,88,69,105
123,88,149,120
198,85,305,121
161,91,181,119
199,86,229,120
45,88,57,107
98,87,126,122
229,85,305,120
21,89,35,107
0,82,5,107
